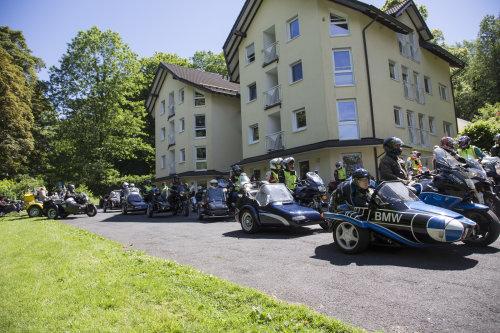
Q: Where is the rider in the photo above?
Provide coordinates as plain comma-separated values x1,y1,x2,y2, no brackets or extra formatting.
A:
438,137,467,165
491,134,500,157
230,165,242,192
209,179,219,189
405,150,423,176
334,168,374,208
120,182,130,202
282,157,297,190
457,135,486,160
64,184,77,200
171,175,182,191
379,137,409,183
334,161,347,184
267,158,284,183
142,180,153,202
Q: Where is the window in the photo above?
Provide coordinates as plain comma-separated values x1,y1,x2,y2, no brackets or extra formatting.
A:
168,92,175,116
289,61,303,83
178,88,184,104
408,33,420,62
443,122,453,137
179,149,185,163
251,169,261,181
341,153,363,176
194,115,206,138
245,43,255,64
397,33,409,57
160,127,165,141
330,13,349,36
439,84,450,101
333,49,354,86
337,100,359,140
195,146,207,170
394,107,404,127
248,124,259,144
389,60,398,80
414,72,424,104
194,90,206,106
298,160,310,179
292,108,307,131
287,16,300,40
161,155,166,169
424,76,432,94
402,66,413,100
247,83,257,102
179,118,185,132
429,117,436,134
160,100,165,115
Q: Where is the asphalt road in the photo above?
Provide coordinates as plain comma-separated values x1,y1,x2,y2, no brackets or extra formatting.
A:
61,210,500,333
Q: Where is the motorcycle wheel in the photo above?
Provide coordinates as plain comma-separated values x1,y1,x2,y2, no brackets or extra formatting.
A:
147,204,153,218
103,205,107,213
462,210,500,247
27,206,43,218
240,209,260,233
483,192,500,220
319,222,329,230
122,205,127,215
333,221,369,254
47,207,58,219
197,206,204,220
183,202,189,216
86,205,97,217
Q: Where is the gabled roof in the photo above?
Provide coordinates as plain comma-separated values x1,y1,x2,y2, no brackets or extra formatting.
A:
145,63,240,114
223,0,413,83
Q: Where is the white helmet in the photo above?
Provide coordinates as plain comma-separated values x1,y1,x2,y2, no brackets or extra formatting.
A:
269,158,283,170
283,157,295,165
209,179,218,187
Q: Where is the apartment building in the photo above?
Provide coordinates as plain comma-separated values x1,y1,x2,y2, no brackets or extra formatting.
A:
223,0,464,181
145,63,241,187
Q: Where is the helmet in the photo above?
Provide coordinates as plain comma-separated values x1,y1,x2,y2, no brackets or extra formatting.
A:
239,173,251,186
411,150,421,159
269,158,283,170
147,180,152,185
351,169,370,190
457,135,471,149
173,175,179,180
68,184,75,191
335,161,342,168
383,137,404,156
209,179,218,187
122,182,129,188
283,157,295,166
130,183,135,188
494,134,500,142
440,137,457,152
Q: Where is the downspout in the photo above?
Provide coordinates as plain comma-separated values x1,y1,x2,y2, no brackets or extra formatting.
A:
362,15,378,180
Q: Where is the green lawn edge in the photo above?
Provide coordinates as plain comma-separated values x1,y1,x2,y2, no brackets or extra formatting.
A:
0,213,366,332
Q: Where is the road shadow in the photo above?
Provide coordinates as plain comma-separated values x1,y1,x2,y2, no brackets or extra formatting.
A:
311,242,499,270
98,212,235,224
223,226,325,240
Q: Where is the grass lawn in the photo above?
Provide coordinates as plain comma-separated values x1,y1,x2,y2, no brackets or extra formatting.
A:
0,213,364,332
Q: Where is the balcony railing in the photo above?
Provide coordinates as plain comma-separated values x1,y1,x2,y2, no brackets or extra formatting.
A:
262,42,279,66
265,131,285,152
408,126,429,148
263,85,281,109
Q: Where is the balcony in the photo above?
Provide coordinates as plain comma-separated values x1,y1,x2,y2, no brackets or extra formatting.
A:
263,85,281,109
168,104,175,118
262,42,279,67
408,126,429,148
168,134,175,147
265,131,285,152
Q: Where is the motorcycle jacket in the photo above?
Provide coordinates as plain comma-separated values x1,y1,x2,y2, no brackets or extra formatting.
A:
379,154,409,182
491,145,500,158
230,174,241,191
283,169,297,190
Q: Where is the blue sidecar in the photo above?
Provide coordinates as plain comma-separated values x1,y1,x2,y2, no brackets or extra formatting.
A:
324,181,476,253
235,183,324,233
122,193,147,215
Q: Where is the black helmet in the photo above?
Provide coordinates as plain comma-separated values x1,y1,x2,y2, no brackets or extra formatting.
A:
147,180,152,185
352,168,370,180
457,135,471,149
68,184,75,191
383,137,404,156
173,174,179,180
335,161,342,168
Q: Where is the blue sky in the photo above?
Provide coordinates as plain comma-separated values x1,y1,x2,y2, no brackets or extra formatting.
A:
1,0,498,81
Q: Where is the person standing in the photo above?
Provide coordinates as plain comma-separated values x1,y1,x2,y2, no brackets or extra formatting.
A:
379,137,409,183
282,157,297,190
405,150,423,176
334,161,347,184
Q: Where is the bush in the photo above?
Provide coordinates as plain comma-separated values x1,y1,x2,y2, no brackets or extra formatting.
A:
0,175,45,200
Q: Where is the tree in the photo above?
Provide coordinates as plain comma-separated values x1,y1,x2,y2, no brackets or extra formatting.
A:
190,51,228,76
47,26,153,191
381,0,428,20
459,103,500,152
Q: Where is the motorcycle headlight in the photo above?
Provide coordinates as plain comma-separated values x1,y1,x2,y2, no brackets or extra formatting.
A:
318,186,326,192
468,170,479,178
292,215,306,221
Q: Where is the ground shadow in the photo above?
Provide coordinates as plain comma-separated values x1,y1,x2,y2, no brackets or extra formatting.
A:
223,225,325,240
311,242,499,270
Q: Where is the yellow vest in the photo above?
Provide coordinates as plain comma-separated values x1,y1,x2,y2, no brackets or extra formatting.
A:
284,170,297,190
458,147,478,160
337,167,346,180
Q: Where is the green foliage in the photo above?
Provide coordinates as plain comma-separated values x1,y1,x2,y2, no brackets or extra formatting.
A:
190,50,228,76
0,217,362,332
0,175,44,200
459,103,500,151
381,0,428,20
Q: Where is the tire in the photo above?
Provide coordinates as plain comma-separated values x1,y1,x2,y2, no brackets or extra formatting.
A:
86,205,97,217
333,221,370,254
27,205,43,218
240,209,260,233
122,204,127,215
483,192,500,220
319,222,329,230
147,204,153,218
103,205,107,213
183,202,189,216
198,206,204,220
46,207,58,219
462,210,500,246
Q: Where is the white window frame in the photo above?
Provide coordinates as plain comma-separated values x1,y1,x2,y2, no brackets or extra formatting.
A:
439,84,450,101
245,43,255,65
195,146,207,171
247,82,257,102
389,60,399,81
424,76,432,94
160,127,166,141
408,32,420,62
179,118,185,133
292,108,307,132
443,121,454,137
194,114,206,138
329,12,350,36
393,106,404,128
333,49,354,86
289,60,303,84
194,90,206,107
161,155,166,169
287,16,300,41
179,148,186,163
178,88,184,104
337,99,359,140
160,100,165,115
248,124,259,144
429,116,436,135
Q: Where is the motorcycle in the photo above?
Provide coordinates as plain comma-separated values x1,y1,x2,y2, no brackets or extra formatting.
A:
481,156,500,194
169,184,190,216
197,186,232,220
412,147,500,246
45,193,98,219
147,189,174,217
294,172,329,230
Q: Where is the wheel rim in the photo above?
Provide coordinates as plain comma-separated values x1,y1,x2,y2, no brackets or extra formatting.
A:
465,211,491,241
29,207,41,217
241,212,254,231
335,222,359,250
47,208,57,219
